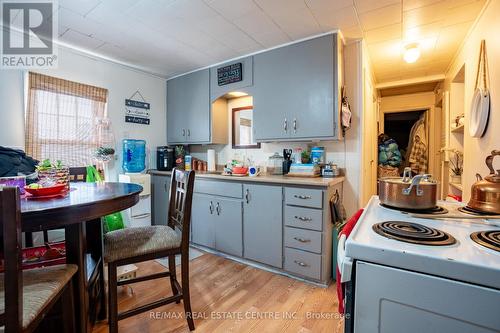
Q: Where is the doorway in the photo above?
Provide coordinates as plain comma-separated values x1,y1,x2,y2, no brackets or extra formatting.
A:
379,109,429,177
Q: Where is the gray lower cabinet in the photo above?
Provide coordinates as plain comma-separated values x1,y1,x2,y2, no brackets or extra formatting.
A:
191,193,216,248
151,174,170,226
243,184,283,268
214,198,243,257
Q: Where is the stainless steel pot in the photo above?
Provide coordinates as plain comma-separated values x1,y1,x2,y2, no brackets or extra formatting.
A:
379,167,438,210
467,150,500,214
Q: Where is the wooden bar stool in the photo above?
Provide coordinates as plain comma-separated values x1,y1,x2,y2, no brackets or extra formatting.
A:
0,187,78,333
104,169,195,333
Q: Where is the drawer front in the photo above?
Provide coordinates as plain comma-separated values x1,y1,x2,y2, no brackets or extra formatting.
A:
194,179,243,198
284,248,321,281
284,206,323,231
284,227,322,254
285,187,323,208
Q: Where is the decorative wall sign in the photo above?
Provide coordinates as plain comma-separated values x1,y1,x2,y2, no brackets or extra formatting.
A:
125,90,150,125
217,62,243,86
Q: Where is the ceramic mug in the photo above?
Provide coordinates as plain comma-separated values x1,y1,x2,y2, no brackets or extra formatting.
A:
248,166,260,177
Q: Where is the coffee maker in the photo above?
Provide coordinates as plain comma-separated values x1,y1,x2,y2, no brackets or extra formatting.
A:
156,146,174,171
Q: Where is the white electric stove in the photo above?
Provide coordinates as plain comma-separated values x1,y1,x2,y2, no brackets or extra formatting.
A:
339,196,500,333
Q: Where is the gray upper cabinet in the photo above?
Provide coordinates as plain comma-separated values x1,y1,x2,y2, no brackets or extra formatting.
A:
253,33,341,141
243,184,283,268
167,69,211,144
210,57,253,101
191,193,216,248
214,198,243,257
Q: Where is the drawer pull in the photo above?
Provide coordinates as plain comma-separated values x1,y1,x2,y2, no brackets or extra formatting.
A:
293,237,310,243
294,216,312,222
294,195,312,199
294,260,309,267
131,213,150,219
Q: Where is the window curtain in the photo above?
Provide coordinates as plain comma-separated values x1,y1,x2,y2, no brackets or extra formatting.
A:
25,72,108,167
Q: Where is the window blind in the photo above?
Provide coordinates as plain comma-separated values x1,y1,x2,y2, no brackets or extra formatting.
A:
25,72,108,167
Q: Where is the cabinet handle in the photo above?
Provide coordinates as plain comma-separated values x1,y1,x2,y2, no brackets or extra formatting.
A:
209,201,214,214
131,213,151,219
293,237,310,243
164,182,169,192
187,129,190,137
283,118,288,132
294,194,312,200
294,260,308,267
216,202,220,215
245,189,250,204
294,216,312,222
182,129,186,136
293,118,297,133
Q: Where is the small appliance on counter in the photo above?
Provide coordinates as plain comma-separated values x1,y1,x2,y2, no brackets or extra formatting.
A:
156,146,174,171
122,139,146,173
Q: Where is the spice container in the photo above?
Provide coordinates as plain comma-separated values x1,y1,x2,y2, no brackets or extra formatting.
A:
267,152,284,175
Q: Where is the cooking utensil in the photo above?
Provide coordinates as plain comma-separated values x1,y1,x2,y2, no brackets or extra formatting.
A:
467,150,500,214
378,167,438,210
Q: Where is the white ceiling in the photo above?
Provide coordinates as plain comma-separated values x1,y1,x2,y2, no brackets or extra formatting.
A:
50,0,485,81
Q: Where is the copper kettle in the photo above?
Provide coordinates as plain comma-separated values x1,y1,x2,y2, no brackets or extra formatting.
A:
467,150,500,214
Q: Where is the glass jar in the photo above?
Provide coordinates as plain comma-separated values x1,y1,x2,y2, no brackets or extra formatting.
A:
267,152,284,175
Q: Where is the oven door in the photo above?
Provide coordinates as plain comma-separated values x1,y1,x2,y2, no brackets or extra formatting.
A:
353,261,500,333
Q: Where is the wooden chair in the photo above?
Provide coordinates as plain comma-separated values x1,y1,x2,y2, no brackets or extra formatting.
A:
104,168,196,333
0,187,78,333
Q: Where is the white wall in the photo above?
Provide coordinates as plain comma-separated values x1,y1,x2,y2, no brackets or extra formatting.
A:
0,46,166,181
444,0,500,200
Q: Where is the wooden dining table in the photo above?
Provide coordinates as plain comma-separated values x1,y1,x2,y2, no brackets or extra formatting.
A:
20,181,142,333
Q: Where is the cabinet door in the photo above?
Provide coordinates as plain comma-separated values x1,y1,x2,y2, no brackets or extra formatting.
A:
253,34,337,141
243,184,283,268
152,175,169,226
215,198,243,257
167,69,210,144
186,69,210,143
191,193,215,248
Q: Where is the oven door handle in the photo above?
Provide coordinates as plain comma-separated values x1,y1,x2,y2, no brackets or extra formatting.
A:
337,234,353,283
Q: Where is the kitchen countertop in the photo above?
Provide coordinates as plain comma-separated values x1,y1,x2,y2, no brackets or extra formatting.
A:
149,169,344,188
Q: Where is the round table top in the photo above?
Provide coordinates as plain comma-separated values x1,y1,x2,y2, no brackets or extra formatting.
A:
20,182,143,230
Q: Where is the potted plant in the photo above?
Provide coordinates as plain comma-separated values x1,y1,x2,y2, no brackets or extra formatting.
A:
36,159,70,189
449,150,463,184
301,150,310,164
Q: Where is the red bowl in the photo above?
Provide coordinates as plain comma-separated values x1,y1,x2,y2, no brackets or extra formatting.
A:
24,184,67,197
232,166,248,175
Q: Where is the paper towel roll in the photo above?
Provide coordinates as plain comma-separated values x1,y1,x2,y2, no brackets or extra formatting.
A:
207,149,216,172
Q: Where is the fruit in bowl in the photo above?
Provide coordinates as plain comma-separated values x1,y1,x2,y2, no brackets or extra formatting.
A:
24,183,67,197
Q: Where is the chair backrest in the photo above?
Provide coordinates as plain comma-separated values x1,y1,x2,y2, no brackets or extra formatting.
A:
0,187,23,331
167,169,195,247
69,167,88,182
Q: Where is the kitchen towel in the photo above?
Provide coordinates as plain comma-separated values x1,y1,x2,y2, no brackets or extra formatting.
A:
207,149,216,172
336,208,364,314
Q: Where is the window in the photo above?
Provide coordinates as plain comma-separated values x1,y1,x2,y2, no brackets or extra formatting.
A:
25,72,108,167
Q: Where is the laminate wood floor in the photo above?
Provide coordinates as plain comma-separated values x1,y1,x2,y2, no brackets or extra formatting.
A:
93,253,344,333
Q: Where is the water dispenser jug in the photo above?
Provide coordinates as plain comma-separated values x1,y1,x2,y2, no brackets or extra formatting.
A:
122,139,146,172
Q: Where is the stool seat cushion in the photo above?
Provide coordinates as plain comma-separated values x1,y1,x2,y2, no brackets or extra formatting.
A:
104,226,181,263
0,264,77,329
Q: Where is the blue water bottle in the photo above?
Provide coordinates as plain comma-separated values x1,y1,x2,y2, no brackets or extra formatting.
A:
122,139,146,172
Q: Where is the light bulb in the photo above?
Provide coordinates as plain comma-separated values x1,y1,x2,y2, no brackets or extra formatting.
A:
403,44,420,63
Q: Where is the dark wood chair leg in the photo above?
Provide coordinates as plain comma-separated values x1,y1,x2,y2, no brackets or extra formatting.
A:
168,255,180,304
43,230,49,243
181,254,195,331
108,262,118,333
61,282,75,333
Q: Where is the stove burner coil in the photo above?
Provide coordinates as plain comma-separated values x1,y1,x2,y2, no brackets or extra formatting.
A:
380,204,449,215
373,221,456,246
458,206,500,216
470,230,500,252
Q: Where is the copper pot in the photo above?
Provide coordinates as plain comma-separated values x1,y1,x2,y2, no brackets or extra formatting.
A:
467,150,500,214
379,167,438,210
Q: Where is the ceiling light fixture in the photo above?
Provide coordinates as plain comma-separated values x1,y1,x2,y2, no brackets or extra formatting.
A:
403,43,420,63
227,91,248,97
